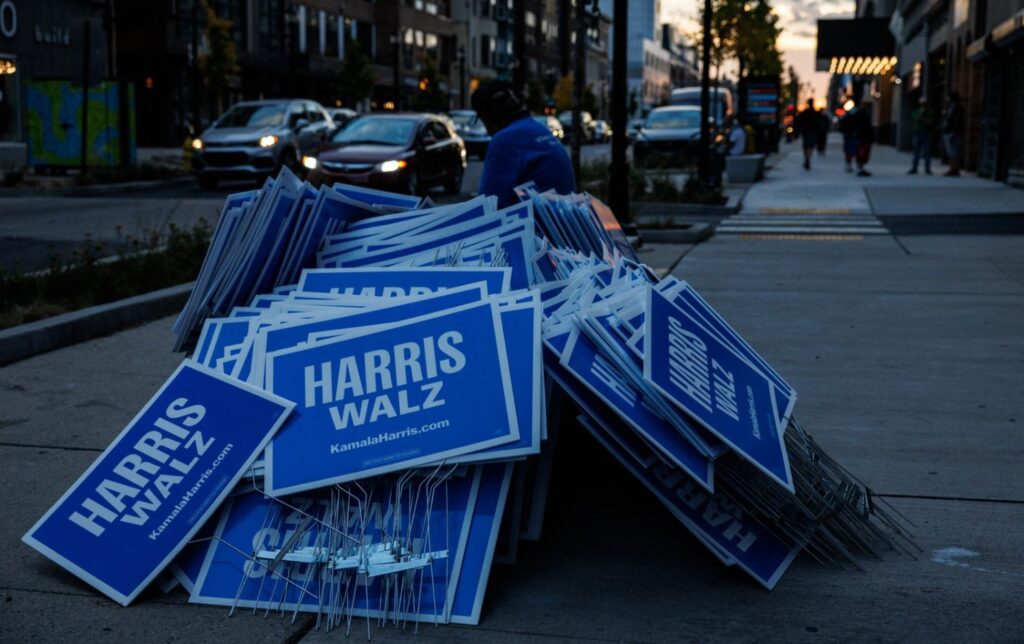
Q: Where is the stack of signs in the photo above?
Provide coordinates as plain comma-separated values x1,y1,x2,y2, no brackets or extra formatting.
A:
25,176,909,629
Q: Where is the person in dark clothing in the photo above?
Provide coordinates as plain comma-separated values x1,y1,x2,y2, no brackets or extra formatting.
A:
850,101,875,177
838,100,859,172
816,109,830,155
472,82,575,207
908,96,937,174
942,91,964,177
793,98,820,170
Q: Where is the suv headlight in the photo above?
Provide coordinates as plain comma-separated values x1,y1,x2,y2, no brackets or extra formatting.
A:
191,138,203,150
302,155,317,170
259,135,278,148
377,159,407,173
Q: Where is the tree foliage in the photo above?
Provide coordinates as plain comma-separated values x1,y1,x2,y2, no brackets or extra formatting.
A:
409,55,448,112
695,0,783,79
198,1,238,112
553,74,573,112
337,41,377,108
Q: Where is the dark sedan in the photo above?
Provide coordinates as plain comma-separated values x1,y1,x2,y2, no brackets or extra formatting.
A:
305,114,467,195
632,106,703,168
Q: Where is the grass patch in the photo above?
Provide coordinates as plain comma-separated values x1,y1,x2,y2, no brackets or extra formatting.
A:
577,159,725,207
0,220,211,330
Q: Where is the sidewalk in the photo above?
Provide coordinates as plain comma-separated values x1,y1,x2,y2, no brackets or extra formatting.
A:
3,227,1023,641
742,135,1024,217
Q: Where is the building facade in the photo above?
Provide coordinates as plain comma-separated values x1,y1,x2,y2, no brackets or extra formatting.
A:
887,0,1024,184
0,0,115,175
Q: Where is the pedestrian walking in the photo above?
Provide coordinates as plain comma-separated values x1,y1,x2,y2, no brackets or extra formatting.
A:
838,100,858,172
793,98,820,170
942,91,964,177
908,97,936,174
816,109,830,156
851,101,875,176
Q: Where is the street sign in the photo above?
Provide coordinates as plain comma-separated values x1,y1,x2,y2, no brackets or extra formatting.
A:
22,361,294,605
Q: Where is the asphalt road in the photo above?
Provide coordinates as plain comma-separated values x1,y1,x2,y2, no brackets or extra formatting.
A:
0,144,613,272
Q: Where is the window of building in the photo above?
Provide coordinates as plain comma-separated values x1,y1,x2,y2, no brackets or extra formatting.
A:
296,5,308,53
526,11,536,27
318,10,327,54
415,30,424,47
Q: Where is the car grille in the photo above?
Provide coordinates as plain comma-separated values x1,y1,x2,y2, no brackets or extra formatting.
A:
203,140,256,148
321,161,374,172
647,140,690,153
203,151,250,167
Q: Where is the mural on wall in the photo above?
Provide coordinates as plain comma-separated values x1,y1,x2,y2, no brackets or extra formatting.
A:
25,80,136,167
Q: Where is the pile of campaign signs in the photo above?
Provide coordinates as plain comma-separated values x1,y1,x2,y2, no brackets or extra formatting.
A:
24,170,913,633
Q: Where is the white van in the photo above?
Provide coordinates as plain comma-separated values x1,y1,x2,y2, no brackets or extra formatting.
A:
669,87,733,125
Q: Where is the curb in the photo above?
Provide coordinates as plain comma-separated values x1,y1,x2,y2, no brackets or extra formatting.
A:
0,176,194,198
0,282,193,367
638,223,714,244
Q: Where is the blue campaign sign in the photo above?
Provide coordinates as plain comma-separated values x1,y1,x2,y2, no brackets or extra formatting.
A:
298,267,511,297
559,329,713,491
22,361,294,605
583,420,801,589
191,469,479,619
449,463,514,625
265,301,519,495
333,182,422,211
643,287,794,492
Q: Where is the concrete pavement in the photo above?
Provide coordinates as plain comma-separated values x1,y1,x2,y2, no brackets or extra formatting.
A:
2,223,1023,641
723,136,1023,237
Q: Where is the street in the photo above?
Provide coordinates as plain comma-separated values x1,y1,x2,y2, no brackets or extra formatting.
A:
0,144,613,273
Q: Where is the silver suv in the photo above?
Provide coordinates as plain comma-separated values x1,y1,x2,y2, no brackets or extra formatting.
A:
193,99,334,189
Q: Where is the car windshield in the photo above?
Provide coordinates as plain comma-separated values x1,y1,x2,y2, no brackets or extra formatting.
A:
215,104,287,128
449,113,479,126
645,110,701,129
331,117,416,145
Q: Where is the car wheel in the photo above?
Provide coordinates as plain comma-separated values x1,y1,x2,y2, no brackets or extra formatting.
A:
280,147,300,174
405,172,420,196
197,175,218,190
444,166,463,195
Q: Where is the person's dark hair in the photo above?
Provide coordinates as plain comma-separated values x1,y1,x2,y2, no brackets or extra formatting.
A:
471,82,528,135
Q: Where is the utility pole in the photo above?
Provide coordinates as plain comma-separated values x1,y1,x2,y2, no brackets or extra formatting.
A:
608,0,629,221
571,0,587,179
458,45,466,109
513,0,526,93
392,28,402,110
698,0,712,184
191,0,200,133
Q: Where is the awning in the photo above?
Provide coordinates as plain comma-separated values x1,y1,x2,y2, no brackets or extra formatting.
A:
816,18,896,74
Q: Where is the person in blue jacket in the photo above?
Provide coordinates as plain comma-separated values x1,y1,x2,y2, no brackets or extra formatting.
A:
471,82,575,207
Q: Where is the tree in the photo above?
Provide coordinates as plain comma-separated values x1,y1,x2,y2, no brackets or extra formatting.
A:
693,0,782,82
198,1,238,114
337,41,377,110
553,74,573,113
409,55,448,112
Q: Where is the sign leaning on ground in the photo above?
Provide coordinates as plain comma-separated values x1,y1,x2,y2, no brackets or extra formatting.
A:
22,361,294,605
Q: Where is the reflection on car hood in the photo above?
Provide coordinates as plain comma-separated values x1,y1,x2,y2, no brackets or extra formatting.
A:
638,128,701,142
317,143,410,163
201,127,279,143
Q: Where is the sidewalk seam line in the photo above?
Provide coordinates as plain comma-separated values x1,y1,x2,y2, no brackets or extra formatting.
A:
0,441,102,453
876,493,1024,505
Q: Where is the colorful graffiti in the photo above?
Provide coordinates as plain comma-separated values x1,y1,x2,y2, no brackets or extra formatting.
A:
25,81,136,168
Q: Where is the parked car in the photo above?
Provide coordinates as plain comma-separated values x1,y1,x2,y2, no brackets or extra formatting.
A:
669,87,733,125
448,110,491,159
627,118,645,142
192,99,334,189
557,110,596,143
305,113,466,196
327,107,358,130
593,119,612,143
632,106,703,167
533,115,565,141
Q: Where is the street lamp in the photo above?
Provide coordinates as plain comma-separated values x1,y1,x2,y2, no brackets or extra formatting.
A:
457,45,466,109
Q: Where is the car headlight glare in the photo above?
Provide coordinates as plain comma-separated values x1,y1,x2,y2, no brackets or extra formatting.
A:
302,155,318,170
259,135,278,148
191,138,203,150
378,159,407,173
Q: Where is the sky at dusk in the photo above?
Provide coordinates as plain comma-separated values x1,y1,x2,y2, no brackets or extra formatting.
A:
661,0,854,100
